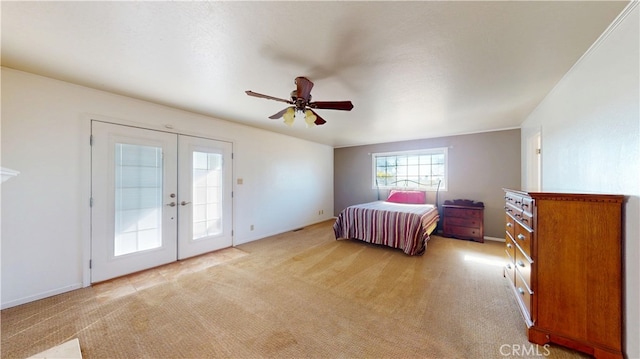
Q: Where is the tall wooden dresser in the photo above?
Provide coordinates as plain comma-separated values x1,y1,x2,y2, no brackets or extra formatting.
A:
503,189,624,359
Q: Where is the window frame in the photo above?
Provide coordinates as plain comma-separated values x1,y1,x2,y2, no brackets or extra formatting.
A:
371,147,448,191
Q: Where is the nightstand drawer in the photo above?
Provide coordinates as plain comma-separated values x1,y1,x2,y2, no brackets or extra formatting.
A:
446,225,481,239
443,207,482,219
445,216,482,228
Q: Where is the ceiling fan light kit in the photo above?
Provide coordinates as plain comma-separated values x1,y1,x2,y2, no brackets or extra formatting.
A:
304,110,317,127
246,77,353,127
282,107,295,126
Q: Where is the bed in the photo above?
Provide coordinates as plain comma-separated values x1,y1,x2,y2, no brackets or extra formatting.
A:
333,190,440,256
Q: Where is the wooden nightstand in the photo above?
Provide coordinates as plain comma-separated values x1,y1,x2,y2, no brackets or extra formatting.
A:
442,199,484,242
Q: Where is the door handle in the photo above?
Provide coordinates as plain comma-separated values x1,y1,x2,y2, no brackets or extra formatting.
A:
180,201,191,206
166,202,176,207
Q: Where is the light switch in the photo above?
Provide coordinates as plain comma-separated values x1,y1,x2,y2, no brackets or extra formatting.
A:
237,178,243,185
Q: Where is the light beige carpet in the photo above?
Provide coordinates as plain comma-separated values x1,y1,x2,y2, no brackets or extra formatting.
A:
1,220,587,358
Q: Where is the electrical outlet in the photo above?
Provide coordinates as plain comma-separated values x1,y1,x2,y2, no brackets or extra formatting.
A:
250,224,254,231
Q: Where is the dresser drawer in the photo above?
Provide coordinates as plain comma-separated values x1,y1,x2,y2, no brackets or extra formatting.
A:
515,269,533,321
505,192,522,208
443,207,482,219
445,216,482,228
514,223,533,259
515,210,533,229
521,197,533,212
504,259,516,283
514,249,532,291
505,234,516,262
506,192,533,210
505,214,516,237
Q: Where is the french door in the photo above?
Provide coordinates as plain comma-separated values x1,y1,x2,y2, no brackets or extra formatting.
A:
90,121,232,283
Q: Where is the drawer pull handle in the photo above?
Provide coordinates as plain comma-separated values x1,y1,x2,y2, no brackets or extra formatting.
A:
522,203,529,208
517,260,525,268
518,287,525,295
506,263,512,270
517,234,526,241
506,243,512,249
507,223,513,228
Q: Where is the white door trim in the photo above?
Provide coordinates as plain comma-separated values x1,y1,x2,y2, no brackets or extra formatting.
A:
84,116,234,286
91,121,179,282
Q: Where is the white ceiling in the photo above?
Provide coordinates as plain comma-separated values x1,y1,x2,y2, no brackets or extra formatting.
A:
1,1,628,147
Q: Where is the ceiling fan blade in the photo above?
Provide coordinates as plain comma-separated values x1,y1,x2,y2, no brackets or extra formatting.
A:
268,107,294,119
295,77,314,102
309,109,327,125
308,101,354,111
245,90,293,105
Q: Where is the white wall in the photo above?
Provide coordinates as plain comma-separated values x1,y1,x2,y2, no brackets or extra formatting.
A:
521,3,639,358
1,68,334,309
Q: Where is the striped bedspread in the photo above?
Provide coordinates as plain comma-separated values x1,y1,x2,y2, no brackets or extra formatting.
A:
333,201,440,256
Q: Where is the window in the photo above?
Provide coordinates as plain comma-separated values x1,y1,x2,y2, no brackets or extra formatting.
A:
192,151,223,240
114,143,163,256
372,148,447,191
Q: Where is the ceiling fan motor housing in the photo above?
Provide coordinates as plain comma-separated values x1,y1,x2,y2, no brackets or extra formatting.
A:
290,90,310,112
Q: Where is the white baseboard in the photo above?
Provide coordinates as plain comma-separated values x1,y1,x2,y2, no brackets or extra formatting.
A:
434,230,505,243
1,283,82,310
234,218,335,246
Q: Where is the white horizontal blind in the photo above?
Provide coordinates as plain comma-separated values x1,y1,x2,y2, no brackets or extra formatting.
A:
192,151,223,240
114,143,163,256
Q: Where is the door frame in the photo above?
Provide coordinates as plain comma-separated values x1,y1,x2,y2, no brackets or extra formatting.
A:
525,129,542,191
81,114,234,287
90,121,180,283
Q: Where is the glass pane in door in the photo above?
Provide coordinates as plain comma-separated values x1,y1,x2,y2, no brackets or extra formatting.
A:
192,151,222,240
114,143,163,256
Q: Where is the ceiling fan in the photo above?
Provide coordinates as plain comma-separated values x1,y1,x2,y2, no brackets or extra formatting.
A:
245,77,354,127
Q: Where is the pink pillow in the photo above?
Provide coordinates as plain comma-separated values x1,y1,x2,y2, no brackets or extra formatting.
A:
386,190,426,204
